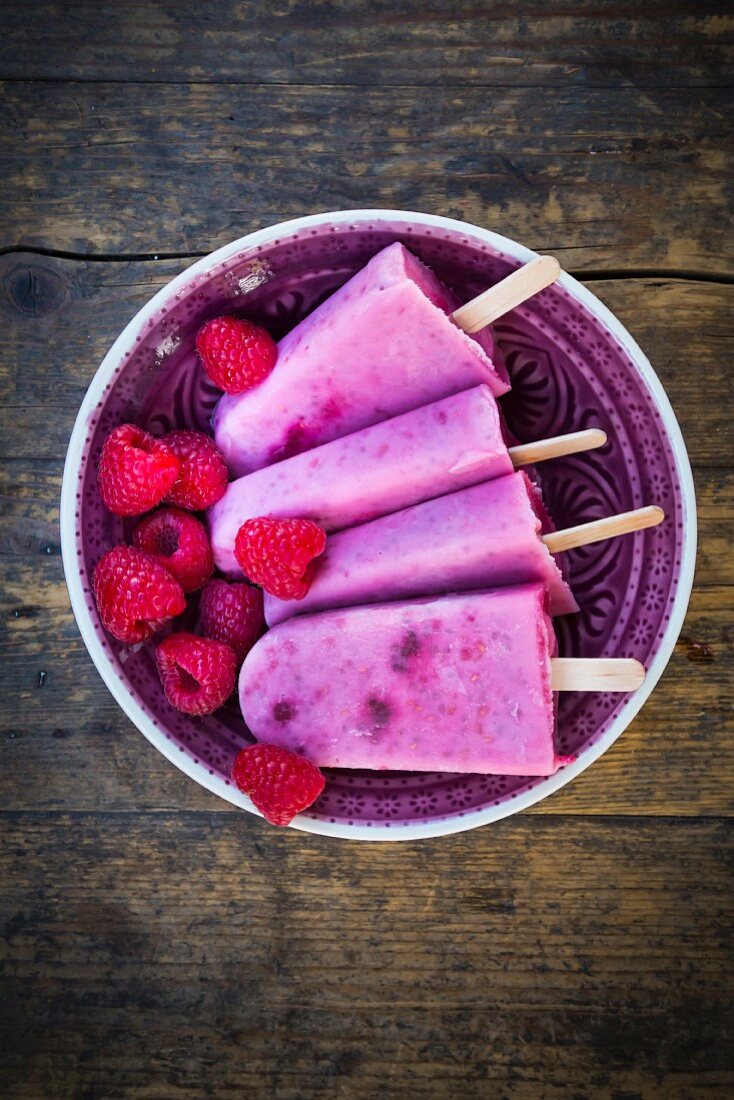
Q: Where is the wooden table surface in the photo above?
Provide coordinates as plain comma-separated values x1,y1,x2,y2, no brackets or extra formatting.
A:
1,4,732,1097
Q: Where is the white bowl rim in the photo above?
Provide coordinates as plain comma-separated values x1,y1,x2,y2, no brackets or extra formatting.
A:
61,208,697,841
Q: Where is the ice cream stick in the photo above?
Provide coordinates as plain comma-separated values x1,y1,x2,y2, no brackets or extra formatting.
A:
452,255,561,334
543,506,664,555
551,658,645,692
509,428,607,467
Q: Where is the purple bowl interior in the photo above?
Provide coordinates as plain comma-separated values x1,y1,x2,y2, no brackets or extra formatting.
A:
73,219,684,829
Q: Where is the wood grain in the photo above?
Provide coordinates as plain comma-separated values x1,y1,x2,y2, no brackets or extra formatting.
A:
542,506,664,555
1,1,731,87
1,814,732,1098
1,83,731,270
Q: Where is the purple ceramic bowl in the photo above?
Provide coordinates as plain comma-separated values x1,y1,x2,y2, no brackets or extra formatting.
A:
61,210,696,840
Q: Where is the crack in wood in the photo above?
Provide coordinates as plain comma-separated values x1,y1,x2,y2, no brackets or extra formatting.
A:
1,247,734,286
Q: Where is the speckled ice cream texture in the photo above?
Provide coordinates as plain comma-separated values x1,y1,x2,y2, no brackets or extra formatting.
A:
213,241,509,476
240,584,560,776
208,385,511,575
264,472,577,626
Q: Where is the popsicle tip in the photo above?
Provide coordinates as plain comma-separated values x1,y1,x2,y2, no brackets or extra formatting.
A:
626,658,647,690
537,254,562,280
596,658,647,691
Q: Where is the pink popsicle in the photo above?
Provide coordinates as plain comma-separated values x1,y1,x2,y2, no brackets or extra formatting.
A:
264,471,578,626
239,584,561,776
213,242,509,476
208,385,512,576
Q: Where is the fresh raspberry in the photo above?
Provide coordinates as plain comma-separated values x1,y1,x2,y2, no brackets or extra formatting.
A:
92,545,186,644
164,430,228,511
231,743,325,827
97,423,180,516
155,632,237,716
196,316,278,395
234,517,326,600
133,507,214,593
199,579,264,663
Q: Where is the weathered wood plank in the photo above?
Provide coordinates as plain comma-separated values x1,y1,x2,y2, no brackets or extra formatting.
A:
1,82,731,270
0,1,731,87
1,255,732,466
0,814,732,1098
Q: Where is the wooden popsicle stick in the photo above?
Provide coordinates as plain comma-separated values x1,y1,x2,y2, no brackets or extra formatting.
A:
542,505,664,555
551,658,645,692
509,428,607,467
452,255,561,334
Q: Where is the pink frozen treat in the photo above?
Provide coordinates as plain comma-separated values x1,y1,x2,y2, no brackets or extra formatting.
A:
240,584,561,776
208,386,512,575
264,471,577,626
213,242,510,476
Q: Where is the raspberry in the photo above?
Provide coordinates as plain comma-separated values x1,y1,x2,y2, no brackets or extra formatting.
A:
97,423,180,516
199,579,264,663
155,632,237,716
196,315,277,395
231,743,325,827
133,507,214,593
234,517,326,600
92,545,186,644
164,430,228,511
